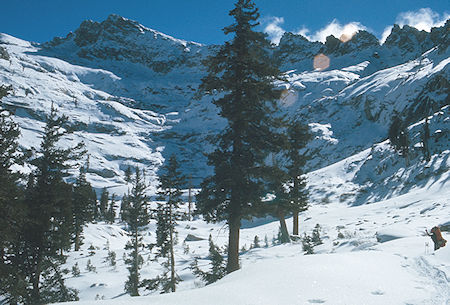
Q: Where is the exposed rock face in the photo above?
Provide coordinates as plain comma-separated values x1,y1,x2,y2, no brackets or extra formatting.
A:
46,14,208,74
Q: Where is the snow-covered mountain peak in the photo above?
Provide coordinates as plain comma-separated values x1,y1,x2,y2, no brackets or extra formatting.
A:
42,14,207,74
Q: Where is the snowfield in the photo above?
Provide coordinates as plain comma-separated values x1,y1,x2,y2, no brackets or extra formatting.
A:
55,158,449,305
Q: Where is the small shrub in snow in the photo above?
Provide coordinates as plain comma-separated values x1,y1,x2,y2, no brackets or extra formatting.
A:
252,235,261,249
0,46,9,60
85,259,96,273
301,234,314,255
88,244,96,256
106,250,116,267
190,236,227,285
312,224,323,246
183,241,190,254
71,263,80,277
264,235,269,248
240,244,247,253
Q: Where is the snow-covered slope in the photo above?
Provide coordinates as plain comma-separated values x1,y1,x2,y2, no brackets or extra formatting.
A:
53,152,449,304
1,15,448,190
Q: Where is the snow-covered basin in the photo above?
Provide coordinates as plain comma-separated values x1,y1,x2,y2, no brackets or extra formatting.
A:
58,241,449,305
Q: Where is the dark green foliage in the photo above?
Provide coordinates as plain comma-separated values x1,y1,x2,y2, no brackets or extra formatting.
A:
20,104,84,303
421,117,431,161
99,187,109,220
105,194,117,224
123,168,149,296
151,155,186,293
88,244,96,256
286,121,311,234
120,192,130,222
71,263,80,277
39,259,79,304
0,84,12,100
301,234,314,255
388,114,410,165
106,250,117,267
196,0,283,274
311,224,323,246
85,259,96,273
0,87,28,305
191,235,227,285
72,163,97,251
264,120,311,243
0,46,10,61
124,166,132,183
252,235,261,248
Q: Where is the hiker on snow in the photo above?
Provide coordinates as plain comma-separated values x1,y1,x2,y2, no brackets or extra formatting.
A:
426,226,447,251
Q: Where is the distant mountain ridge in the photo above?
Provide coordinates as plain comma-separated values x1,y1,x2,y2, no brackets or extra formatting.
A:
0,14,448,202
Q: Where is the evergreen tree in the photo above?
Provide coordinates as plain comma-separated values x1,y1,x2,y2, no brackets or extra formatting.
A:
196,0,283,274
286,121,311,235
124,166,132,183
99,187,109,220
0,86,28,304
123,168,149,296
388,114,410,166
252,236,261,248
190,235,227,285
105,194,117,224
22,104,84,303
120,192,130,222
311,224,323,246
72,163,97,251
265,159,292,244
421,116,431,161
151,155,186,293
301,234,314,255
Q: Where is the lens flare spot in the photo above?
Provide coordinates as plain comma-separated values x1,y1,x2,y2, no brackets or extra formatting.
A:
313,54,330,71
280,89,298,107
340,32,356,43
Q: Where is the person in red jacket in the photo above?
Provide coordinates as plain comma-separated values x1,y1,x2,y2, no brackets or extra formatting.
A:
426,226,447,251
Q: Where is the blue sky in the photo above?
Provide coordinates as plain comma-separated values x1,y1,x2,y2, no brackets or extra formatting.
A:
1,0,448,45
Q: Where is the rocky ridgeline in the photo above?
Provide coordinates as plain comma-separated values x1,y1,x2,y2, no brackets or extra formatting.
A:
0,15,448,196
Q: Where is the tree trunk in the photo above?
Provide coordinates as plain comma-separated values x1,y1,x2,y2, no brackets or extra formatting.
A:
0,243,4,265
74,227,80,251
133,230,139,296
31,249,42,304
227,213,240,274
293,211,299,236
277,209,290,243
169,225,176,292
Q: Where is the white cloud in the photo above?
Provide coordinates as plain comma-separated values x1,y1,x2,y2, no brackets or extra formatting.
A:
380,8,449,43
263,16,285,45
303,19,367,43
263,17,367,44
380,26,393,44
396,8,449,31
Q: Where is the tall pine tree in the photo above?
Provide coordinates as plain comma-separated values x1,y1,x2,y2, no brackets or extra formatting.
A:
0,85,28,304
99,187,109,220
22,104,84,303
123,168,149,296
388,114,410,166
196,0,283,273
286,121,311,235
152,155,185,293
72,163,97,251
